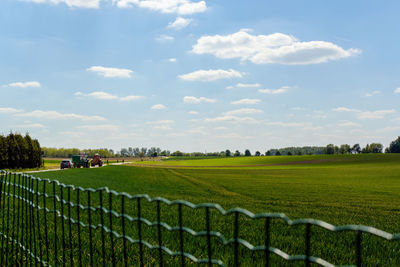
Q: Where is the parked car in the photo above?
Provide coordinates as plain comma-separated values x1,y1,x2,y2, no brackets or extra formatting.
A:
60,160,73,169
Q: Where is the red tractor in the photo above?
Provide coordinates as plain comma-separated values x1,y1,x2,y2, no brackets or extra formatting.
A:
91,154,103,167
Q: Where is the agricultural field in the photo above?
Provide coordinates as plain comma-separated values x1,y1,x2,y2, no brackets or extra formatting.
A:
27,153,400,266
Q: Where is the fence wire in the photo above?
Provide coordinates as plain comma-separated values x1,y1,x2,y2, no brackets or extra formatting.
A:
0,170,399,266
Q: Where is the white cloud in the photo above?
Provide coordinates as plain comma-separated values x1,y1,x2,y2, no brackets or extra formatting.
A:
192,30,361,65
168,17,192,29
231,98,261,105
15,110,106,121
11,123,46,129
0,107,23,113
8,81,41,88
156,34,174,42
337,120,361,127
76,91,143,102
188,111,199,115
225,85,234,89
204,115,259,123
151,104,167,110
365,90,381,97
169,58,177,62
332,106,396,119
267,121,311,127
223,108,263,116
115,0,207,15
394,88,400,94
236,83,261,88
87,91,118,100
22,0,100,8
332,107,360,112
77,124,119,131
258,86,289,94
146,120,174,125
183,96,216,103
178,69,243,82
87,66,133,78
120,95,143,101
357,109,395,119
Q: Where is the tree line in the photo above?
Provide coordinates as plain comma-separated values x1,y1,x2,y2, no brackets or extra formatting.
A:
0,133,42,169
42,147,115,158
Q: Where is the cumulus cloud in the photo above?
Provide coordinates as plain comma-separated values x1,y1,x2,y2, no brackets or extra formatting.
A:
8,81,41,88
365,90,381,97
188,110,199,114
75,91,143,101
231,99,261,105
15,110,106,121
183,96,216,103
236,83,261,88
22,0,100,8
0,107,23,113
115,0,207,15
178,69,243,82
394,88,400,94
168,17,192,29
204,115,259,123
192,30,361,65
151,104,167,110
333,106,396,119
156,34,174,42
223,108,263,115
77,124,119,131
258,86,289,94
337,121,361,127
169,58,177,62
87,66,133,78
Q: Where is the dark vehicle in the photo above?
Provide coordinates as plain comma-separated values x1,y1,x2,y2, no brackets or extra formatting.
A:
60,160,72,169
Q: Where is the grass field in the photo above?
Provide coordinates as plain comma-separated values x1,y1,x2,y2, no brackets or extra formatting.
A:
23,153,400,266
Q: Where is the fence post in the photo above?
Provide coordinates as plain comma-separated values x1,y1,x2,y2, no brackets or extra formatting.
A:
205,207,212,267
121,195,128,267
178,203,185,267
99,190,106,267
137,197,144,266
156,200,163,267
108,191,116,266
264,217,270,267
356,230,362,267
233,211,239,267
87,191,94,267
53,181,58,265
305,223,311,267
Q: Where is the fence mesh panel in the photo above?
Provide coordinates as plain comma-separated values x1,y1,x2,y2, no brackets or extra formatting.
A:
0,170,399,266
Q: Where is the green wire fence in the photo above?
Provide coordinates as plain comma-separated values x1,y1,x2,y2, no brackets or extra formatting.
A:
0,170,399,266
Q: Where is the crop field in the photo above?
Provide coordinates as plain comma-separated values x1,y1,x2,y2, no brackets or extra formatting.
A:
20,154,400,266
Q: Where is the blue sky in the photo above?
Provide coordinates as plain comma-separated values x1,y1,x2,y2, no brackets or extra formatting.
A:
1,0,399,152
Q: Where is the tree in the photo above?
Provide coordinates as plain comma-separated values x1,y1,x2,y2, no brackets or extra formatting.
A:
387,136,400,153
339,144,351,154
287,151,292,156
324,144,335,154
244,149,251,156
255,151,261,156
369,143,383,153
351,144,361,154
225,149,231,157
275,150,281,156
234,150,241,157
265,150,271,156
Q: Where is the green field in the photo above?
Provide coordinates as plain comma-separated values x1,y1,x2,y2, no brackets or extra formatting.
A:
27,154,400,266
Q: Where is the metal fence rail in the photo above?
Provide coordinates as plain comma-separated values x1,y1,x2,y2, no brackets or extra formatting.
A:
0,170,399,266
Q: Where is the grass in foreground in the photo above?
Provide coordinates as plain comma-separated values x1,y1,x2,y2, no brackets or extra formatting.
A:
19,154,400,266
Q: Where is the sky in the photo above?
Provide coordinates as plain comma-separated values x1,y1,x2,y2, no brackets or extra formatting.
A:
1,0,400,152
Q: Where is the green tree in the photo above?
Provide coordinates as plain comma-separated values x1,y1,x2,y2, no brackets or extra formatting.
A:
351,144,361,154
275,150,281,156
255,151,261,156
287,151,292,156
369,143,383,153
244,149,251,156
324,144,335,154
234,150,241,157
339,144,351,154
387,136,400,153
225,149,231,157
265,150,271,156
